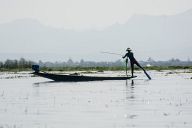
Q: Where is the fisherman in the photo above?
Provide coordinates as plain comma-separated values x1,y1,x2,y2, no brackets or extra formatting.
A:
122,48,151,79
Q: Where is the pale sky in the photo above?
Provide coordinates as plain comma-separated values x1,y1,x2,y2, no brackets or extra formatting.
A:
0,0,192,61
0,0,192,30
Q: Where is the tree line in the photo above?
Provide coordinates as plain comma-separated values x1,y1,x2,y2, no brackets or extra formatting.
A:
0,58,34,70
0,58,192,71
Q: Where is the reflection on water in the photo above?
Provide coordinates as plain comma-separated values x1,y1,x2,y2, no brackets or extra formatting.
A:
0,71,192,128
33,81,57,87
125,80,135,100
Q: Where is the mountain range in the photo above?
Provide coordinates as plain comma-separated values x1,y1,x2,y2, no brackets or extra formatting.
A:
0,9,192,61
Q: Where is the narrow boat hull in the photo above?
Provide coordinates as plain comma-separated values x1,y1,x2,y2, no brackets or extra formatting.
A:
33,72,135,82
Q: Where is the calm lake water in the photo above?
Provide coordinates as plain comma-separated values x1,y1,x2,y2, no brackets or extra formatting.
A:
0,70,192,128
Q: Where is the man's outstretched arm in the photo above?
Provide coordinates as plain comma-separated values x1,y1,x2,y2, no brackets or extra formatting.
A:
122,53,127,59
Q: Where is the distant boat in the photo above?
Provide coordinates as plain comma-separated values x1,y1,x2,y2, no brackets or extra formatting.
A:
32,65,136,82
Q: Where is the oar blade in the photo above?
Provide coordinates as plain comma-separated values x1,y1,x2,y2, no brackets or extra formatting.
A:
144,71,151,80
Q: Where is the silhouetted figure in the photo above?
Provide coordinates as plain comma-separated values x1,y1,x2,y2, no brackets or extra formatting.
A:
122,48,151,79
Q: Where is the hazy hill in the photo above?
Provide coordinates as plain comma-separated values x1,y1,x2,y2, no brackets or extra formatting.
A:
0,9,192,61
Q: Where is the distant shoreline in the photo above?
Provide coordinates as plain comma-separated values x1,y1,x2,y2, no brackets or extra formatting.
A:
0,66,192,72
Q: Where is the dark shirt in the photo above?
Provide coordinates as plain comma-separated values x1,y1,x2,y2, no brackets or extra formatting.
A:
123,51,135,61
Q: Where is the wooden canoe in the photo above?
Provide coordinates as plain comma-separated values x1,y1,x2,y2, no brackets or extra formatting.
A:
33,72,136,82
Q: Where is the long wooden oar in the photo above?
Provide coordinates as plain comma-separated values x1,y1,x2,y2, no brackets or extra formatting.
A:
143,70,151,80
125,58,128,76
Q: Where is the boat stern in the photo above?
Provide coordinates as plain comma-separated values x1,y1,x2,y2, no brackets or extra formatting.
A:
32,65,40,73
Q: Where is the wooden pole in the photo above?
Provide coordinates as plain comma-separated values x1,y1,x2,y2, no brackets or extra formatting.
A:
125,58,128,76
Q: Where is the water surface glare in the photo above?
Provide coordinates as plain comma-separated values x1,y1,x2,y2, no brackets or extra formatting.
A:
0,71,192,128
